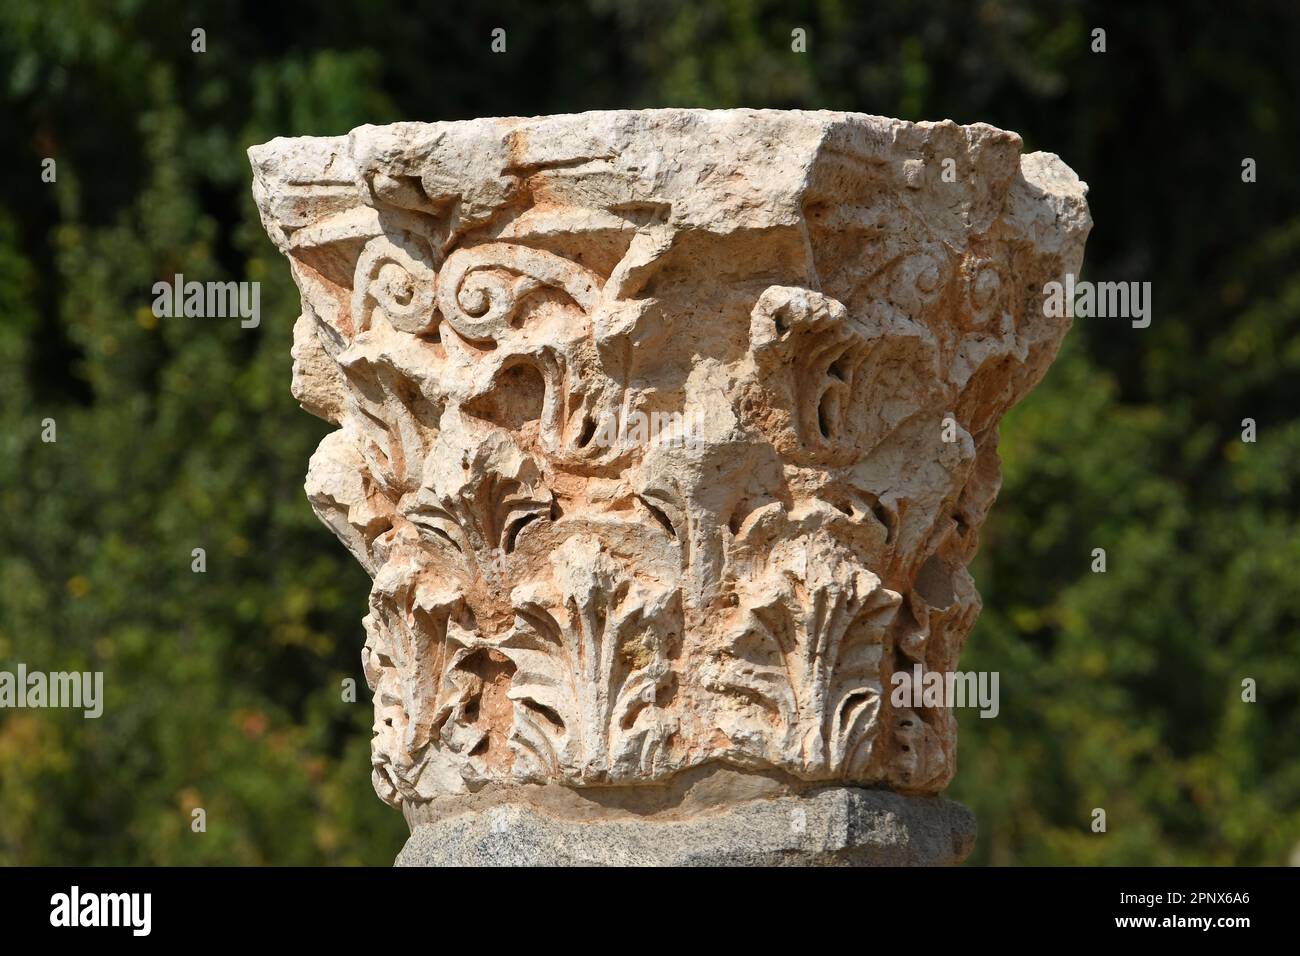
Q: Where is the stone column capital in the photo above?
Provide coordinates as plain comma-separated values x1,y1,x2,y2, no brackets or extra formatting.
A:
251,109,1089,863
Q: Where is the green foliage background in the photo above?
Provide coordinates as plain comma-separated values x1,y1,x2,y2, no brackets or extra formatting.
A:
1,0,1297,865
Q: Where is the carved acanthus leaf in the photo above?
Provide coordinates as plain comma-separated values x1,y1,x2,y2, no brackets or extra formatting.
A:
501,535,679,783
717,532,901,778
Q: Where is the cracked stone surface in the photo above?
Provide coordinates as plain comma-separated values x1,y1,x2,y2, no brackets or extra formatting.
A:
250,109,1089,863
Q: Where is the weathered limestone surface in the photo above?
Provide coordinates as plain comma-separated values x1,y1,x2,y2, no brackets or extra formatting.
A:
249,109,1089,864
